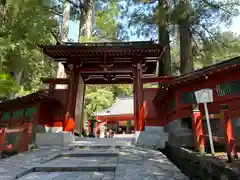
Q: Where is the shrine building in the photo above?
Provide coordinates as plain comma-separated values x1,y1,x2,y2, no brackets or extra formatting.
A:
94,97,135,134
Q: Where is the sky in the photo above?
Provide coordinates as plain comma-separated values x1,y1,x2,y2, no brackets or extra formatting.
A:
68,14,240,42
69,21,79,41
221,15,240,36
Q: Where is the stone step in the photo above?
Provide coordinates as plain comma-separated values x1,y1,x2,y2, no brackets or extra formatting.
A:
18,171,115,180
33,165,116,172
41,156,118,169
61,152,119,157
71,145,122,149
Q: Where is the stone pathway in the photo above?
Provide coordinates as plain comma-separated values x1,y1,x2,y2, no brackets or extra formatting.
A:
0,138,189,180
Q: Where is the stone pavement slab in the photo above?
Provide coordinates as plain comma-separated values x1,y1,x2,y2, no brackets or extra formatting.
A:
115,146,189,180
72,137,133,147
0,146,72,180
41,156,118,167
0,138,189,180
62,151,119,157
18,172,114,180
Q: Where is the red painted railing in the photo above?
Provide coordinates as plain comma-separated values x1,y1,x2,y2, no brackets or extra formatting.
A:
0,91,63,156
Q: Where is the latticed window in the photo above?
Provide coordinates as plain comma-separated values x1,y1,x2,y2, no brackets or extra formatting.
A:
216,80,240,96
181,92,197,104
181,117,192,130
1,112,11,122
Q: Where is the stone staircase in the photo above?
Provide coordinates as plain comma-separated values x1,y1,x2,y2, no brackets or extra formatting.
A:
18,145,121,180
1,137,189,180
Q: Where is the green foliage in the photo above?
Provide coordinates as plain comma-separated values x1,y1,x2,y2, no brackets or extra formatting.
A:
122,0,240,72
84,84,133,117
126,0,240,39
95,1,120,40
85,88,114,113
194,32,240,67
0,73,19,97
0,0,58,96
170,31,240,72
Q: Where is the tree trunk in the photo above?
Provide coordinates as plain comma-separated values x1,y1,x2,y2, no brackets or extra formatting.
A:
9,70,22,99
61,1,71,41
14,69,23,85
78,0,93,41
56,0,70,89
158,26,171,76
179,23,193,74
158,0,171,76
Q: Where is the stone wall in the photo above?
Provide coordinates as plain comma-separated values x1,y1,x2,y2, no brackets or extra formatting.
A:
165,119,194,147
162,143,240,180
135,126,168,149
164,117,240,148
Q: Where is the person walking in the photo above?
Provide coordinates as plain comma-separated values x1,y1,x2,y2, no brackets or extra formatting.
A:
106,129,110,138
109,129,114,138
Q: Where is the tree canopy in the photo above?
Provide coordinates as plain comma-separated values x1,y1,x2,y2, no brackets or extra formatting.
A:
0,0,240,119
0,0,58,96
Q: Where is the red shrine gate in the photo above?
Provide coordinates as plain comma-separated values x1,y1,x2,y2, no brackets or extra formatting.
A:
0,41,172,154
39,41,167,134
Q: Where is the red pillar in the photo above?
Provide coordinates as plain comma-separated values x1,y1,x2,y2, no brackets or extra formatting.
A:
139,101,146,131
0,128,6,154
192,110,205,153
133,66,138,132
137,63,144,131
223,111,235,162
64,66,79,133
133,63,143,132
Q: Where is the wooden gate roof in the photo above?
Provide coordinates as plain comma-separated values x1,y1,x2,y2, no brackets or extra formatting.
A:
39,41,164,59
39,41,165,84
0,91,60,110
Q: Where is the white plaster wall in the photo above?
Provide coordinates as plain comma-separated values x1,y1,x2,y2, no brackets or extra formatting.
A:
55,63,67,89
135,126,168,149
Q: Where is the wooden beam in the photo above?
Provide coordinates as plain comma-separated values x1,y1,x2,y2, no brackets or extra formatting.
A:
42,75,174,86
77,65,154,74
141,76,173,83
84,78,133,84
80,68,133,74
96,114,134,121
41,78,69,84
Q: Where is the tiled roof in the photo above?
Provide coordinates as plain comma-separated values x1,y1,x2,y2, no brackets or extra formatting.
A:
95,97,133,116
0,91,60,110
